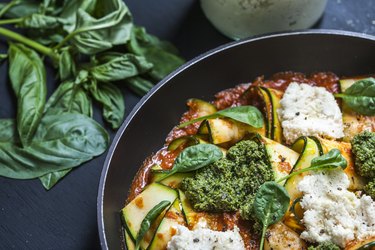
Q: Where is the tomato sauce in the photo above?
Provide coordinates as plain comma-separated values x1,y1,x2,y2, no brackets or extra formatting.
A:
127,71,340,249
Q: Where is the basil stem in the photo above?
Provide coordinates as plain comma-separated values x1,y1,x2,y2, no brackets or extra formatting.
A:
276,149,347,183
0,0,20,18
135,200,171,250
0,18,23,25
0,27,58,60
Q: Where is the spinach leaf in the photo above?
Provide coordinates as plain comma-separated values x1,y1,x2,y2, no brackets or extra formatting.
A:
44,80,92,117
335,78,375,115
58,47,76,81
178,105,264,128
161,144,223,180
90,53,153,82
0,113,109,179
253,181,290,250
276,149,347,183
8,43,47,147
135,200,171,250
128,26,184,81
89,82,125,129
59,0,133,55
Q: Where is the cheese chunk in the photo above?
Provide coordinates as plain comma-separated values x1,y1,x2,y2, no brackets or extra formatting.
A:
278,82,344,144
298,169,375,247
167,225,245,250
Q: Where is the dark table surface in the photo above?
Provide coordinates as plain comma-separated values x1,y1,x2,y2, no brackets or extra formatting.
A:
0,0,374,249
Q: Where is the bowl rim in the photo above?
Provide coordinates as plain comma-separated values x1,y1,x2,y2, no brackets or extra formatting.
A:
97,29,375,249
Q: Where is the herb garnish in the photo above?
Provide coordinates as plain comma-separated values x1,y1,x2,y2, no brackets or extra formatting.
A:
160,144,223,181
253,181,290,250
276,149,347,183
0,0,184,189
135,200,171,250
335,78,375,116
178,106,264,128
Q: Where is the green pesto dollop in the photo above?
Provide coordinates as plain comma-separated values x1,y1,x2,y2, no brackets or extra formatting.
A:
307,241,340,250
364,179,375,199
351,131,375,178
351,131,375,199
180,140,273,222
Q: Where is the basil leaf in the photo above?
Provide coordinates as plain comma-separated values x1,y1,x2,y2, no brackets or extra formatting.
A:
44,80,92,117
254,181,290,250
216,106,264,128
58,47,76,81
19,13,65,29
276,149,347,183
90,53,153,82
128,26,184,81
0,113,109,179
8,43,47,147
126,76,154,96
0,119,17,142
335,78,375,115
68,0,133,55
135,200,171,250
39,169,71,190
309,148,347,170
161,144,223,181
89,82,125,129
59,0,97,32
178,105,264,128
0,0,40,19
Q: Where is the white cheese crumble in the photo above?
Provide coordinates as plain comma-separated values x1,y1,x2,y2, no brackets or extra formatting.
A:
167,225,245,250
298,169,375,247
278,82,344,144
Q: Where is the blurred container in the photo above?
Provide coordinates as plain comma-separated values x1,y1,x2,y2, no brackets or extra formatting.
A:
201,0,328,40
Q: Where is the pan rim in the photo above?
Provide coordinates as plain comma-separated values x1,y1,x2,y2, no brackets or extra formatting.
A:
97,29,375,249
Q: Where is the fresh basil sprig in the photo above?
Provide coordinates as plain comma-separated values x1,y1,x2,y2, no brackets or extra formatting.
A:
178,105,264,128
0,0,185,189
276,149,347,183
135,200,171,250
335,78,375,116
253,181,290,250
160,144,223,180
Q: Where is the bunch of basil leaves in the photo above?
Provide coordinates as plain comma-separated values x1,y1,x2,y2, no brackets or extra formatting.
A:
0,0,184,189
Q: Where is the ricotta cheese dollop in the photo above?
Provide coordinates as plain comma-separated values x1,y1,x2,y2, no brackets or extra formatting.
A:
278,82,344,144
167,224,245,250
298,169,375,247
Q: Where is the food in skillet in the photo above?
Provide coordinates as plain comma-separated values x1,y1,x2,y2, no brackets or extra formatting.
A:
120,72,375,250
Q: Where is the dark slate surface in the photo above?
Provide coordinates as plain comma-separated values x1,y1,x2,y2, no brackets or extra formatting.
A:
0,0,374,249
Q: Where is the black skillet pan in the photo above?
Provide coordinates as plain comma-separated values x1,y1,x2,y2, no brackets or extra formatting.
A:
97,30,375,249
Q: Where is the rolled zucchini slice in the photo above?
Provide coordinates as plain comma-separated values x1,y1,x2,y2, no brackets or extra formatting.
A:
148,198,186,250
241,86,282,142
282,136,323,231
261,136,299,185
121,183,178,249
